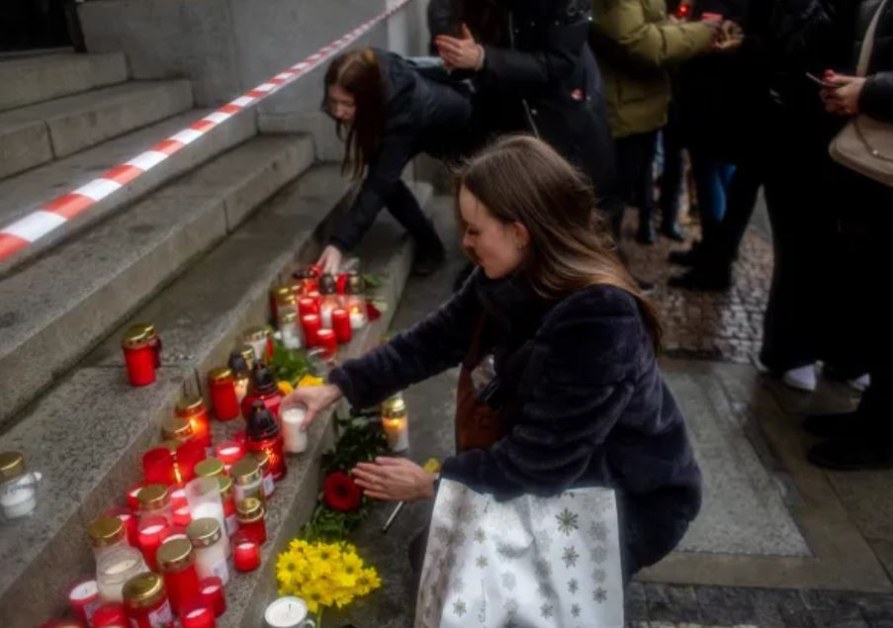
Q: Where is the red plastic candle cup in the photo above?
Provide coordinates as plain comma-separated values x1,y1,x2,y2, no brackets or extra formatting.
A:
209,368,240,421
158,525,188,546
233,430,247,447
200,577,226,617
214,440,245,470
298,296,319,317
332,308,352,344
180,600,216,628
142,448,176,486
91,603,127,627
68,578,101,625
176,439,207,485
137,516,168,571
104,507,139,547
126,482,146,511
170,487,188,510
177,397,213,449
233,533,261,572
173,504,192,527
317,329,337,359
122,329,156,387
300,314,321,347
336,272,350,295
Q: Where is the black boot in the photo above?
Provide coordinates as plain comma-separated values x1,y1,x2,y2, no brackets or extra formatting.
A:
807,437,892,471
412,238,446,276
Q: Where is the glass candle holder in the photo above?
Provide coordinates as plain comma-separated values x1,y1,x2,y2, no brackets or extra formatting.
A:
0,451,41,520
217,475,238,537
194,458,225,480
208,368,240,421
253,452,275,499
188,518,230,585
381,394,410,452
176,439,207,485
136,515,168,571
161,417,194,444
142,447,177,486
170,487,188,510
125,482,145,512
232,532,261,572
185,477,229,556
200,576,226,617
300,314,321,348
231,457,264,505
137,484,172,525
236,497,267,545
214,440,245,470
280,405,308,454
181,600,216,628
122,326,156,387
172,504,192,528
104,507,139,547
297,296,319,318
157,538,201,618
122,571,173,628
91,602,127,627
68,578,102,625
316,329,337,360
279,311,302,350
88,515,128,561
332,308,351,344
264,596,316,628
96,546,147,603
176,396,212,450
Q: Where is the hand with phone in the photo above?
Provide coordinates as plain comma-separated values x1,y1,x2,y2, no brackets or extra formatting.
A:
819,70,866,117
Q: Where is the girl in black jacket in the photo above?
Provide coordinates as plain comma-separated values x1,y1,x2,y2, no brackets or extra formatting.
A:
286,136,702,579
317,48,474,275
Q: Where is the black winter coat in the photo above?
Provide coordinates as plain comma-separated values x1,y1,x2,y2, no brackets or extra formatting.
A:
854,0,893,121
330,270,702,577
330,49,473,252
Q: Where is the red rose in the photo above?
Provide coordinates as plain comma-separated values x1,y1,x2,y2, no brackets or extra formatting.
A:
366,300,382,322
323,471,363,512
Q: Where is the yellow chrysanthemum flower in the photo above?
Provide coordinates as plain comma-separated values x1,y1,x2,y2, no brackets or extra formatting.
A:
298,373,325,387
277,380,294,395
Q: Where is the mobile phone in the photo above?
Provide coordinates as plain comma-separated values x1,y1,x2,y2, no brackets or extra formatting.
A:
806,72,842,88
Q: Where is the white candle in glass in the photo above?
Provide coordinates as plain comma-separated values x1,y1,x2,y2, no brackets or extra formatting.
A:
382,417,410,452
0,472,40,519
264,596,315,628
349,311,366,330
320,305,334,330
281,406,309,454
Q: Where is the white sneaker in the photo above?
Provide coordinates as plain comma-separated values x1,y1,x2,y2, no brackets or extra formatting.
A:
847,373,871,393
782,364,818,392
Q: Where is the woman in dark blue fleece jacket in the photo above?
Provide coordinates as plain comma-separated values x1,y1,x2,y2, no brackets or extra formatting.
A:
287,135,702,578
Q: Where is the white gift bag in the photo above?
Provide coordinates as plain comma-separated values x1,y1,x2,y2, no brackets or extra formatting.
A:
415,479,625,628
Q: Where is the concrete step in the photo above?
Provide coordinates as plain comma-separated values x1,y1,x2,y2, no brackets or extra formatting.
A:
0,80,194,180
0,160,430,625
0,52,128,112
0,107,257,274
0,135,315,433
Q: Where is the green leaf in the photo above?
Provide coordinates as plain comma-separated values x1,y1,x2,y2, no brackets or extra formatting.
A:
269,340,311,385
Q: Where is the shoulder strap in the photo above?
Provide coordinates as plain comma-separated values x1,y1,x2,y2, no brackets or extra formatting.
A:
858,0,892,76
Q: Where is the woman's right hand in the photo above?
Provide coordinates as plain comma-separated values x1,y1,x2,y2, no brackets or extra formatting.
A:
282,384,343,430
317,245,343,275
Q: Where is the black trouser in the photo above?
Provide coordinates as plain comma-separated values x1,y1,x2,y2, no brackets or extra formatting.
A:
659,103,685,231
384,180,444,252
615,130,659,230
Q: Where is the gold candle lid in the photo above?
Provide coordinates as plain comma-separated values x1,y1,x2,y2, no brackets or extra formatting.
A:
187,518,222,548
88,515,125,548
208,367,233,384
195,458,225,479
0,451,25,482
381,394,407,418
157,537,194,572
121,325,150,349
239,345,255,367
137,484,171,511
252,452,270,473
231,458,261,485
236,497,265,523
123,572,166,609
243,326,269,342
217,474,234,498
175,395,206,418
161,417,193,442
274,285,296,305
279,311,297,324
131,322,157,340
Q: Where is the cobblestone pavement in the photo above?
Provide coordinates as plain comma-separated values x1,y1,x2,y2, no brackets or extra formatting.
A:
620,212,772,365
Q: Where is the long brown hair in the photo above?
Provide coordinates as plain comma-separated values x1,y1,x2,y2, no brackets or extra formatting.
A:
457,135,662,350
323,48,386,179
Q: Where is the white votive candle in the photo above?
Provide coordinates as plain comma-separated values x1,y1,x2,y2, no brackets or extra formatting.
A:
265,596,313,627
281,406,308,454
382,417,410,452
320,305,334,330
349,311,366,330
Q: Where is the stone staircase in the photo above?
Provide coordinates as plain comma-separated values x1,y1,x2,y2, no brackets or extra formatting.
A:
0,51,433,626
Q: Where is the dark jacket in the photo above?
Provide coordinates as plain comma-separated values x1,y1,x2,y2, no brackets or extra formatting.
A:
855,0,893,121
330,270,702,576
466,0,618,195
330,49,472,252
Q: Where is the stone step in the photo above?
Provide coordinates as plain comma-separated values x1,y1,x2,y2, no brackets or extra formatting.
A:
0,107,257,274
0,80,194,180
0,135,315,433
0,52,128,112
0,163,430,626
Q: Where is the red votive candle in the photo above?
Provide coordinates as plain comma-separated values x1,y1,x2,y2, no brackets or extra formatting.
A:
142,448,176,486
200,577,226,617
176,439,207,485
170,487,188,510
91,602,127,627
300,314,321,347
233,532,261,572
126,482,146,511
233,430,247,447
336,272,350,295
297,296,319,317
173,504,192,528
177,397,212,450
157,538,201,618
332,308,351,343
122,327,156,387
317,328,337,358
209,367,240,421
104,507,139,547
214,440,245,470
236,498,267,545
137,516,168,571
159,525,188,546
68,579,101,625
181,600,216,628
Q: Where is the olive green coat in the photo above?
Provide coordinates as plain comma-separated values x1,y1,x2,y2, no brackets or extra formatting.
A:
591,0,715,138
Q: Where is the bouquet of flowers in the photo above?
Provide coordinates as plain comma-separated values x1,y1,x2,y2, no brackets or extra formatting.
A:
276,539,381,621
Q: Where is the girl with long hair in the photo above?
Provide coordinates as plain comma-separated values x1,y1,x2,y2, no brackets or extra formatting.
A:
318,47,473,275
286,136,702,582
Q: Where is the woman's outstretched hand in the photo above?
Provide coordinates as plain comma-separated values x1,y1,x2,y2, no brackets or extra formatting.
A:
281,384,343,430
317,244,343,275
435,24,484,71
353,457,437,502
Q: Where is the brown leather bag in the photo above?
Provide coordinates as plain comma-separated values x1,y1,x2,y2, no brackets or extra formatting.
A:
454,316,504,453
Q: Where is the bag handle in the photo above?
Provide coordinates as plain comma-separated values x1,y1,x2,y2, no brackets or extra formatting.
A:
857,0,891,76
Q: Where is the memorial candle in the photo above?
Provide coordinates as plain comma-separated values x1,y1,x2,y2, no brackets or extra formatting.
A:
157,538,201,618
68,579,102,625
214,440,245,470
121,325,156,387
280,405,308,454
317,329,337,359
136,515,168,571
181,601,216,628
200,576,226,617
332,308,352,344
300,314,321,348
176,396,212,450
233,533,261,572
208,368,240,421
142,448,176,486
104,507,139,547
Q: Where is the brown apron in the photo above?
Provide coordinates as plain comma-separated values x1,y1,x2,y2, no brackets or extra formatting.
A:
454,316,505,453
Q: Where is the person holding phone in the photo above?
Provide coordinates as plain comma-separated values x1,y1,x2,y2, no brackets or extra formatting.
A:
316,48,474,276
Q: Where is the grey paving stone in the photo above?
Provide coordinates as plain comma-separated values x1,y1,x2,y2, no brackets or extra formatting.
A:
699,604,757,626
627,581,647,603
627,598,648,621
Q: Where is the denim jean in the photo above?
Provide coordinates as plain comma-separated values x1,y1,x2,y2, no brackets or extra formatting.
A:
689,150,735,244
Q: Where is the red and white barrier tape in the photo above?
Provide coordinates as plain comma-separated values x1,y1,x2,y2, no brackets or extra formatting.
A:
0,0,414,263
